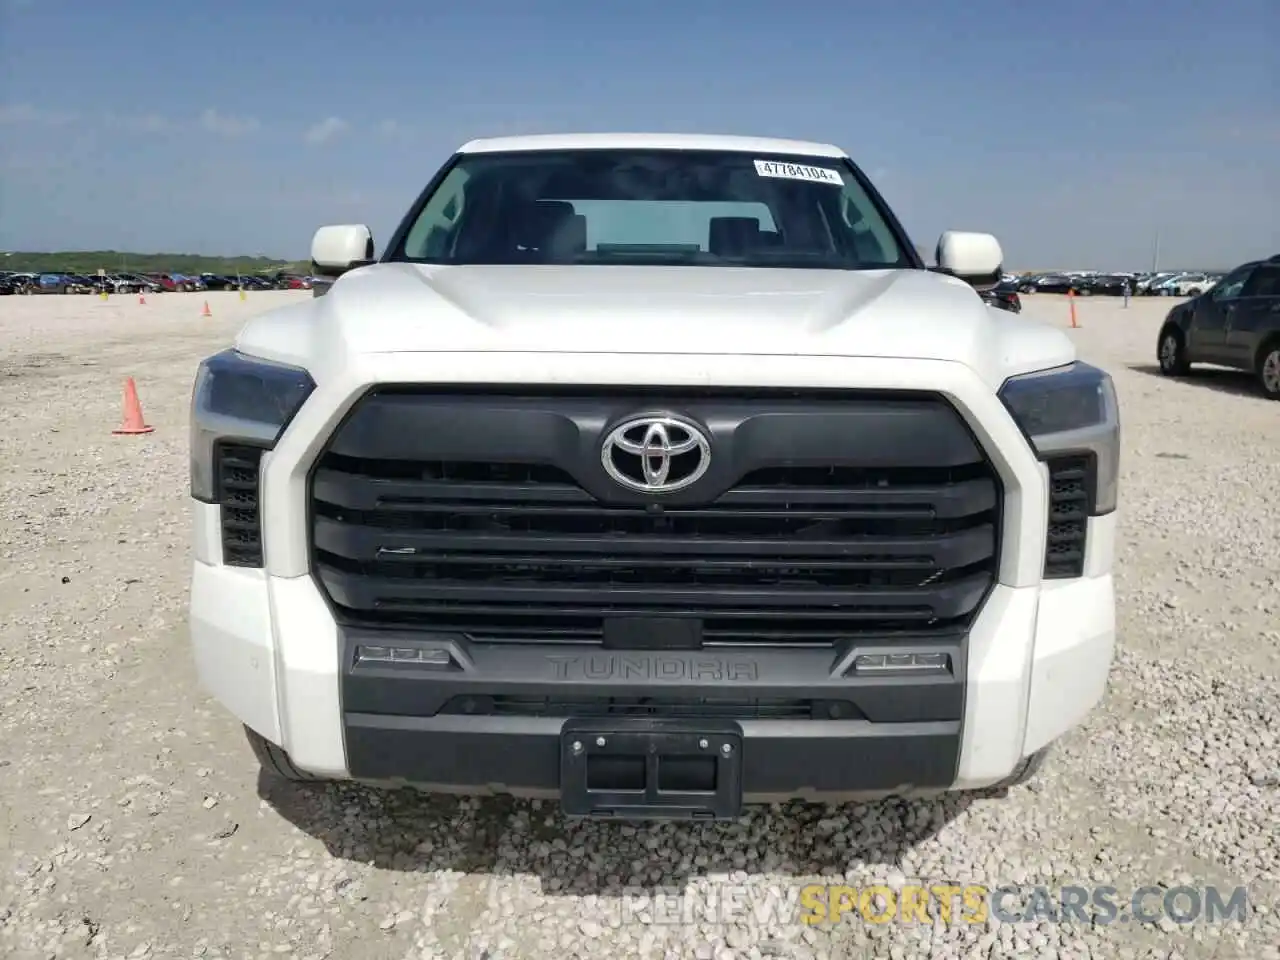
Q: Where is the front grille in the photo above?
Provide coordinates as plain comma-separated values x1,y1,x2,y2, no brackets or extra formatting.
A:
1044,456,1089,578
216,442,264,567
309,390,1002,646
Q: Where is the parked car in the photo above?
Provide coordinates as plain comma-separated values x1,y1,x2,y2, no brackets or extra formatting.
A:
91,274,131,294
143,273,181,291
1076,275,1132,297
199,273,241,291
64,273,100,293
33,273,73,294
981,278,1022,312
118,273,164,294
1026,274,1079,295
1156,254,1280,398
1137,272,1177,295
1151,273,1214,297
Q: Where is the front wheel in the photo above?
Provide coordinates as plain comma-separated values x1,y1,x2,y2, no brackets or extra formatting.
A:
244,725,326,783
982,746,1052,793
1257,342,1280,400
1158,328,1191,376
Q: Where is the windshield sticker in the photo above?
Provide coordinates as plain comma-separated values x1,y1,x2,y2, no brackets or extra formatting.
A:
753,160,843,186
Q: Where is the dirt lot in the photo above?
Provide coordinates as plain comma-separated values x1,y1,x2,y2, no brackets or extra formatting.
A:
1,289,1277,960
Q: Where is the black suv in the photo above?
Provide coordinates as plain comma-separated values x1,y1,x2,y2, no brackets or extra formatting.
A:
980,278,1022,313
1157,254,1280,399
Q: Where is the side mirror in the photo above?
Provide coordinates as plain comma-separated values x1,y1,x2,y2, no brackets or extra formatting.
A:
310,224,375,278
935,231,1003,292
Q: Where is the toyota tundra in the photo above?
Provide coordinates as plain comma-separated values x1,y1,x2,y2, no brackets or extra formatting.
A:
188,133,1120,820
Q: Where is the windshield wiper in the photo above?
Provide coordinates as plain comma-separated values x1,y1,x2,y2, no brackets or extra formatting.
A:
568,250,712,266
720,250,891,270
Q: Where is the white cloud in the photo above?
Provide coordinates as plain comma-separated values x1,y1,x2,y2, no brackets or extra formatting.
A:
377,119,410,138
109,112,171,133
0,103,39,123
199,108,259,137
0,103,77,125
305,116,349,145
1217,121,1280,145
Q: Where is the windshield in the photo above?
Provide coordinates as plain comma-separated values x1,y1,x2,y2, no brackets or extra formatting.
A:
389,149,913,270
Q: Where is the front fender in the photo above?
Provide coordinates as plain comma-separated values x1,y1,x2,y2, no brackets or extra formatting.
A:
1160,304,1193,336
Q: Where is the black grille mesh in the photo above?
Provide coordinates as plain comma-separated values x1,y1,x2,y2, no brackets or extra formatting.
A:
1043,456,1089,578
216,443,265,567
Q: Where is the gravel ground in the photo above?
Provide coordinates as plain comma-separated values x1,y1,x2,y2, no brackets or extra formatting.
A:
0,288,1277,960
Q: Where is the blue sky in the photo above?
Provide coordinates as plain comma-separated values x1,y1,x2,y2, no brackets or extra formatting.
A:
1,0,1276,270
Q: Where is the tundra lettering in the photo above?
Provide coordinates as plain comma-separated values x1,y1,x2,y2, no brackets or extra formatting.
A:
547,655,761,682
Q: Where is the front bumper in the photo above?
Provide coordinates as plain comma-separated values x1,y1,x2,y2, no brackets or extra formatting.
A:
189,501,1116,801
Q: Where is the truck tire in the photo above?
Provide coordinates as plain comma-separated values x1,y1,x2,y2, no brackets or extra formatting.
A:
989,745,1052,791
1158,327,1191,376
244,725,325,782
1257,339,1280,401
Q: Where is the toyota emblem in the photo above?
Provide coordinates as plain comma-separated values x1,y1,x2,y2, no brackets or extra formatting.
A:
601,415,711,493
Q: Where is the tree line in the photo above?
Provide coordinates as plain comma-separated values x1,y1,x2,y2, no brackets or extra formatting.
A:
3,251,311,276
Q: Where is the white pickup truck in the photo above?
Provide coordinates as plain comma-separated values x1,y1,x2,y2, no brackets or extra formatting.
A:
188,133,1120,820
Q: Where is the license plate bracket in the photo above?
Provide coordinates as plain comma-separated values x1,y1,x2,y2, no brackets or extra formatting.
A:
559,718,743,820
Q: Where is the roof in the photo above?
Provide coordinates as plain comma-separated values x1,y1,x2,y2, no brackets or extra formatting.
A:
456,132,847,158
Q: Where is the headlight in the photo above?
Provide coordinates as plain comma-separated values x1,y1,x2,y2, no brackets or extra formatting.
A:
998,361,1120,514
189,349,315,501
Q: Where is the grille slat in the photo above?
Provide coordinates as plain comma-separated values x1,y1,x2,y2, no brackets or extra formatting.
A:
314,462,997,516
309,391,1002,645
313,514,995,567
439,695,852,720
318,569,988,616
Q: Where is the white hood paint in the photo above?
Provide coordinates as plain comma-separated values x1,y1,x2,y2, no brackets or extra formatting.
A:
235,262,1074,390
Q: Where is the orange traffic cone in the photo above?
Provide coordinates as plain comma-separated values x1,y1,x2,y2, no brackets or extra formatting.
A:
112,378,154,435
139,292,147,305
201,301,212,318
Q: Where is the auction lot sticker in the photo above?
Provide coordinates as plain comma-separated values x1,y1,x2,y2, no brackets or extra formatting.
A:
753,159,843,185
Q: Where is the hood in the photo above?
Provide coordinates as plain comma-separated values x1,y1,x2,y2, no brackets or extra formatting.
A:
236,262,1075,387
